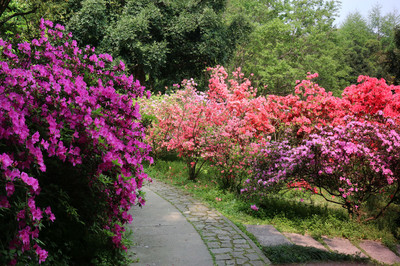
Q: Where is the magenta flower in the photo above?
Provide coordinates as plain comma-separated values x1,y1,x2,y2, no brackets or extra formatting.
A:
250,204,259,211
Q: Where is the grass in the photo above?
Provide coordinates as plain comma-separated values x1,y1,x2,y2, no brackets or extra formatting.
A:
144,157,400,263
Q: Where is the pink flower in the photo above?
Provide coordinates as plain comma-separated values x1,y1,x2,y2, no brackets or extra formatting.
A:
18,226,31,245
0,153,13,169
0,196,10,208
250,205,259,211
34,244,48,264
20,172,39,191
5,182,15,196
31,207,43,221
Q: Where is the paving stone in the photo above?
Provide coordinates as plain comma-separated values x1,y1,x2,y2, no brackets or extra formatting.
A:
221,241,233,248
215,254,232,260
248,260,265,266
232,251,246,258
236,257,249,264
234,244,251,249
244,253,261,260
207,241,221,248
284,232,327,250
204,236,217,241
322,236,366,257
214,229,230,235
233,239,247,244
359,240,400,265
205,216,217,221
226,260,236,265
218,235,232,240
246,224,292,247
211,247,233,254
191,212,207,216
216,260,226,266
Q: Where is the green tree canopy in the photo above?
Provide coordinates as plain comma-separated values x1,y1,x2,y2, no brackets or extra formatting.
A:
228,0,347,95
67,0,247,91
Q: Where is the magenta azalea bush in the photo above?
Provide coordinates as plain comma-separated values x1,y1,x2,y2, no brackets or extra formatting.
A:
0,19,151,265
243,114,400,221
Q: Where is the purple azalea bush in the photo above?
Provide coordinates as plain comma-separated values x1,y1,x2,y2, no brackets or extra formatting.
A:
244,115,400,222
0,19,152,265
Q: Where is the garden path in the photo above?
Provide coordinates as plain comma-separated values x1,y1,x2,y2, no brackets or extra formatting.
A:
128,179,270,265
128,179,400,265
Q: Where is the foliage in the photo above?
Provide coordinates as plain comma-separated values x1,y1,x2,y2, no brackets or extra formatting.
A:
66,0,248,91
0,19,151,264
227,0,348,95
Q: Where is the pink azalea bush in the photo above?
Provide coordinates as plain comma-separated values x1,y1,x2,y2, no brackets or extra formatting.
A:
140,79,209,179
143,66,275,190
243,114,400,221
0,19,151,265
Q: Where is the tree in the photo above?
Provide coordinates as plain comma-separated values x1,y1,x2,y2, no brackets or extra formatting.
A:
0,0,83,41
229,0,347,95
337,12,375,83
66,0,246,91
67,0,108,48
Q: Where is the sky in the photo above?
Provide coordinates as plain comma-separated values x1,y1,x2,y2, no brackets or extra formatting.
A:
334,0,400,26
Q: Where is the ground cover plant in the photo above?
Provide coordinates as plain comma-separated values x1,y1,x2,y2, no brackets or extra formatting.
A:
0,19,151,265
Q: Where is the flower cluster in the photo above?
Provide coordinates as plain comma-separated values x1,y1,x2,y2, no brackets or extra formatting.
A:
244,115,400,220
0,19,151,264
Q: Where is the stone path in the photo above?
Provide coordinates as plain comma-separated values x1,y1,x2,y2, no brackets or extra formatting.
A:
141,179,271,265
128,186,213,265
130,179,400,265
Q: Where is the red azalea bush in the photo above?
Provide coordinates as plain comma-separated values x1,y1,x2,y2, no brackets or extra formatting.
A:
264,73,349,140
343,75,400,121
0,19,151,265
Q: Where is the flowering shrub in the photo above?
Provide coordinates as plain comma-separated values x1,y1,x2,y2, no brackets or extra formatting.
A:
0,19,151,265
140,79,209,180
143,66,274,189
264,73,348,140
343,75,400,122
244,115,400,221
